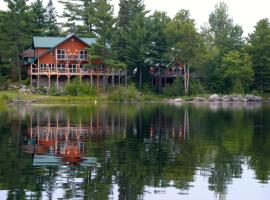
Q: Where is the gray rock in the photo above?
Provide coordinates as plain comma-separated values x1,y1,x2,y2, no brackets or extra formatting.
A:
194,97,207,102
244,94,262,102
209,94,221,102
222,95,231,102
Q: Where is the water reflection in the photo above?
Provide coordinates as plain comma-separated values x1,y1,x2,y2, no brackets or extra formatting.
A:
0,103,269,200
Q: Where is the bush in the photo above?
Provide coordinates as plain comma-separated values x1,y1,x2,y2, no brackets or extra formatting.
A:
189,79,207,95
162,78,184,97
108,84,141,101
64,79,97,96
232,79,244,94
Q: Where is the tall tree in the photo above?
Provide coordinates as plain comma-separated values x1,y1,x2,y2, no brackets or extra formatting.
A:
203,2,245,93
166,9,203,94
221,50,254,93
208,2,244,54
2,0,32,82
45,0,60,36
59,0,95,36
166,10,202,65
30,0,46,36
147,11,171,67
89,0,125,70
247,18,270,93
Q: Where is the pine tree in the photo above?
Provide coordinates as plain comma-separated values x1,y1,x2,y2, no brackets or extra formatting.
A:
59,0,95,36
2,0,32,82
89,0,125,70
30,0,46,36
45,0,60,36
247,19,270,93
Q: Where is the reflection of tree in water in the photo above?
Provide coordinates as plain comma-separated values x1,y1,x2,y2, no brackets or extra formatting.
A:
0,104,270,199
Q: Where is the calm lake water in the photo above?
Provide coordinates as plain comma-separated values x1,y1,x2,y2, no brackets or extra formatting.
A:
0,103,270,200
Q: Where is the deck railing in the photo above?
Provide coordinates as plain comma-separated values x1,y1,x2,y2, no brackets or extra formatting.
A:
31,67,126,76
57,54,88,61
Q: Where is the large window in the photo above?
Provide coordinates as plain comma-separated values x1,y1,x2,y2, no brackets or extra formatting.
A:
69,64,77,73
79,50,88,60
57,64,66,72
48,64,55,71
40,64,46,72
57,49,66,59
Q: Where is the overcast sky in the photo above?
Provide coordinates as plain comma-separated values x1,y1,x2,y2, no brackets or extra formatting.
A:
1,0,270,36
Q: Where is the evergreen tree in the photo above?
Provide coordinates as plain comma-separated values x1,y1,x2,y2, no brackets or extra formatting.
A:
147,11,171,67
30,0,46,36
2,0,32,82
92,0,115,43
247,19,270,93
45,0,60,36
59,0,95,36
89,0,125,70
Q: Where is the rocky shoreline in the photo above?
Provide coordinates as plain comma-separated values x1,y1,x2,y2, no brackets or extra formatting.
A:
168,94,269,103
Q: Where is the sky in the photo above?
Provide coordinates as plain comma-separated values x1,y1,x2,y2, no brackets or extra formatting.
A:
1,0,270,36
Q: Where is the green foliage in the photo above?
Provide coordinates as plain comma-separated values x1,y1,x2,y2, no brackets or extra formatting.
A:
162,78,184,97
59,0,95,36
232,79,244,94
45,0,60,36
189,79,207,95
166,10,203,64
64,79,97,96
221,50,254,93
108,84,141,101
247,18,270,93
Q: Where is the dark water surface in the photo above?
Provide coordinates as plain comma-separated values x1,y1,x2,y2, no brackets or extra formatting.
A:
0,103,270,200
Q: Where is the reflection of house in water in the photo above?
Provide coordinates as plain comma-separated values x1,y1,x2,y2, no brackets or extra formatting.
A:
21,109,127,166
147,108,189,142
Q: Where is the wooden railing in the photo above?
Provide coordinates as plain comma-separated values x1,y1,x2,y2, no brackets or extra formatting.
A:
57,54,88,61
31,67,126,76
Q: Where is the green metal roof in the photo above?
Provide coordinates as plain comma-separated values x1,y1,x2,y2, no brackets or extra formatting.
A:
33,36,96,48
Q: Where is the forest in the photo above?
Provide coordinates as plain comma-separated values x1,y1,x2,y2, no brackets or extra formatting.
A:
0,0,270,95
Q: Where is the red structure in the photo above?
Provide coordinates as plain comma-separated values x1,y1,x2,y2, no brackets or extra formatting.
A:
23,34,127,89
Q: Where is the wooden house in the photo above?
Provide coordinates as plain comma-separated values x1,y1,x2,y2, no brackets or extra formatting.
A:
23,34,127,89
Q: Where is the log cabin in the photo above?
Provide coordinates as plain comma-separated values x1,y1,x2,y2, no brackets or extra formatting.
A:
23,34,127,89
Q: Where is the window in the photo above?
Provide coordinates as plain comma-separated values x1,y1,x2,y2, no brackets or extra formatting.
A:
69,64,77,73
57,49,66,59
57,64,66,72
40,64,46,72
48,64,55,71
79,50,88,60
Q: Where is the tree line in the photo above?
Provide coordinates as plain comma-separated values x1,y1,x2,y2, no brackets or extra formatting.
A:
0,0,270,94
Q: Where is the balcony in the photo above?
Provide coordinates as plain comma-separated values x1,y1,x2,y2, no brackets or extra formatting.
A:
30,66,126,76
57,54,88,61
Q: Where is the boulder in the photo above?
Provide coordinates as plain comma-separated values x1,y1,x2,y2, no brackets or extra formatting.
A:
209,94,220,102
194,97,207,102
222,95,231,102
173,98,183,102
244,94,262,102
168,98,183,103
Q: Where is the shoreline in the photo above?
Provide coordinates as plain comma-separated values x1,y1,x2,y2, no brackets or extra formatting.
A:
1,91,269,106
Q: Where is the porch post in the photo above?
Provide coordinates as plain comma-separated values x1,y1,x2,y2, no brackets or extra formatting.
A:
56,75,59,88
37,75,40,89
48,75,51,89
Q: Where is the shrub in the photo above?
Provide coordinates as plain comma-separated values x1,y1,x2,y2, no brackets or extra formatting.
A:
108,84,141,101
64,79,97,96
189,79,207,95
232,79,244,94
162,78,184,97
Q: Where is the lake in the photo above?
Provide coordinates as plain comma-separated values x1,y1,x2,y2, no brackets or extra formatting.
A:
0,103,269,200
